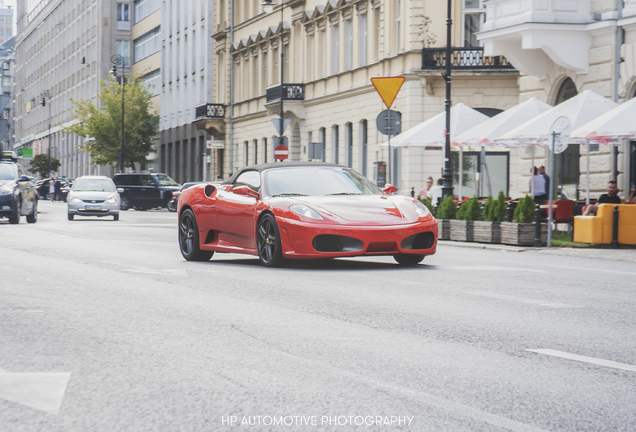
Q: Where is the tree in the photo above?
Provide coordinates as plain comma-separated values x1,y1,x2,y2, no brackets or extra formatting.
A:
29,154,60,178
65,74,159,171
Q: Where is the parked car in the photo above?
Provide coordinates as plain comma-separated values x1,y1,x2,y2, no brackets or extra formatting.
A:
167,182,204,212
177,162,438,267
67,176,121,221
113,172,181,211
0,151,38,224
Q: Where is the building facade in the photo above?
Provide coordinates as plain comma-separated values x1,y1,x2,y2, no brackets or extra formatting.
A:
158,0,215,184
14,0,131,179
209,0,521,196
480,0,636,200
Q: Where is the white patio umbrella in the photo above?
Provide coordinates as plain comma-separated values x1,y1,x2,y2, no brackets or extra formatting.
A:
498,90,618,205
452,98,552,146
569,95,636,143
384,103,489,147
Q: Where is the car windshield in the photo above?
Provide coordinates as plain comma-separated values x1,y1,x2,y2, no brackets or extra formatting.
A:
263,166,381,197
72,178,116,192
156,174,180,187
0,164,15,180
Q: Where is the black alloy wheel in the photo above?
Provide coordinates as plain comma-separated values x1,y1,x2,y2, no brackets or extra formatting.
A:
9,199,20,224
179,208,213,261
120,196,131,211
393,254,425,265
257,213,285,267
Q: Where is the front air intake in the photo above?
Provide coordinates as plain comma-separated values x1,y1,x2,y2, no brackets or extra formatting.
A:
312,235,363,252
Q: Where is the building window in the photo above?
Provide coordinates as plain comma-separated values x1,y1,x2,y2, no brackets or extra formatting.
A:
254,139,258,164
133,27,160,63
346,122,353,168
262,51,268,90
344,18,352,71
116,40,130,66
395,0,401,54
134,0,160,24
462,0,486,47
117,3,130,30
360,120,367,176
375,7,381,61
142,69,160,95
331,24,339,74
332,125,339,164
358,13,367,67
320,127,326,162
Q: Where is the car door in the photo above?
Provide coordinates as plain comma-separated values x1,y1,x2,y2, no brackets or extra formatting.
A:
215,170,260,250
139,174,161,208
16,165,34,215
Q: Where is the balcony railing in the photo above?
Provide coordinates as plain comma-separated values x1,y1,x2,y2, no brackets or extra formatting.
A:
195,103,225,119
421,47,515,71
266,83,305,104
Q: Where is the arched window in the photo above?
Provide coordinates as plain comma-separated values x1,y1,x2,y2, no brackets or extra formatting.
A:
346,123,353,168
332,125,339,164
360,120,368,176
553,77,579,200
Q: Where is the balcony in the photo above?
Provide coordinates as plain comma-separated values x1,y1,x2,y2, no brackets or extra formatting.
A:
195,103,225,119
194,103,226,136
478,0,594,75
421,47,515,71
265,83,305,104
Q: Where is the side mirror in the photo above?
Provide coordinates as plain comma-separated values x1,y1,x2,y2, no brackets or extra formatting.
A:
18,175,30,183
117,187,124,193
382,184,398,195
233,185,259,199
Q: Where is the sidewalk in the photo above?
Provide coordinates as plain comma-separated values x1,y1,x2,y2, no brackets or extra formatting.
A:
438,240,636,263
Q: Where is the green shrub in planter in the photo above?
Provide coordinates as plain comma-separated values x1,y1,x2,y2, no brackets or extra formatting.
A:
494,190,507,222
483,195,495,221
436,195,457,220
457,196,481,221
513,195,535,223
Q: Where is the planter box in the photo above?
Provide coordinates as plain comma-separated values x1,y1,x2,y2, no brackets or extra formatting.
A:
500,222,547,246
473,221,501,243
438,219,451,240
450,220,474,242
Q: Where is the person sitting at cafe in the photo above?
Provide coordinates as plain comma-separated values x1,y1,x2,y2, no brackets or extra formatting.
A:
530,166,546,205
627,185,636,204
582,180,623,215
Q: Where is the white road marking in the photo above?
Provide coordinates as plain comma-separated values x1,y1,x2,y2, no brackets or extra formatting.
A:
527,349,636,372
0,371,71,415
468,292,582,308
450,265,550,274
542,263,636,277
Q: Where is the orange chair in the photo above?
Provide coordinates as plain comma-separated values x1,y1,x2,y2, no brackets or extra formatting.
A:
552,199,574,232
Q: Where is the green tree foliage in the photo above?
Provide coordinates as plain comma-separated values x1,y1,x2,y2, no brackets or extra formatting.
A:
65,75,159,171
29,153,60,178
513,195,535,223
436,195,457,220
457,196,481,221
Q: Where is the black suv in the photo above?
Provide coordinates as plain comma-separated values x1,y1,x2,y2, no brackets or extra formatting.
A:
0,151,38,224
112,172,181,211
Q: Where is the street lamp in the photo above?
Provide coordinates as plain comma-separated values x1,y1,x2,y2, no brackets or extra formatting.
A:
262,0,287,159
111,54,126,172
442,0,454,198
40,90,51,178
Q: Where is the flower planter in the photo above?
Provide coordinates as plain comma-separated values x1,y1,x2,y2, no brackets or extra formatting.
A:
473,220,501,244
500,222,547,246
450,220,474,242
438,219,451,240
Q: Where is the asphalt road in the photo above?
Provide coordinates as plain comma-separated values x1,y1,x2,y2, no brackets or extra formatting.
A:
1,200,635,431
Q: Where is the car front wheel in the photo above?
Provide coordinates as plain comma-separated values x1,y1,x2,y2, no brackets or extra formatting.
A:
257,213,285,267
179,208,213,261
26,200,37,223
120,196,131,211
8,200,20,224
394,254,425,265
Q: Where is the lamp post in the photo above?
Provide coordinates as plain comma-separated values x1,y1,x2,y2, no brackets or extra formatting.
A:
262,0,286,159
111,54,126,172
40,90,51,178
442,0,454,198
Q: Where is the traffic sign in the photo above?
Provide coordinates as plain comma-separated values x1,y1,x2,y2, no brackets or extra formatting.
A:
371,77,405,109
272,118,291,135
274,144,289,161
376,109,401,136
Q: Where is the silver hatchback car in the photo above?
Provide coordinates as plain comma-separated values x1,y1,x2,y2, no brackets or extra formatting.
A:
67,176,121,221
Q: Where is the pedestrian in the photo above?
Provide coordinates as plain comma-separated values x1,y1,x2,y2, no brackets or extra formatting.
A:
583,180,623,215
538,165,550,197
428,178,444,207
530,166,546,205
54,177,62,201
49,178,56,202
418,176,434,199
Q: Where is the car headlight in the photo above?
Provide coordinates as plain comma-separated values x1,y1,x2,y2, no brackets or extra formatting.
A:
105,197,117,204
413,201,430,217
290,204,323,220
69,196,82,203
0,184,12,195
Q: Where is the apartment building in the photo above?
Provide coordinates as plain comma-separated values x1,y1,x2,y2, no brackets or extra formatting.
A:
210,0,520,195
158,0,215,184
480,0,636,199
14,0,131,179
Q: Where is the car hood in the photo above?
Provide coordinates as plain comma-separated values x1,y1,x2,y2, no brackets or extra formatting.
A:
0,179,14,186
293,195,419,225
69,191,118,200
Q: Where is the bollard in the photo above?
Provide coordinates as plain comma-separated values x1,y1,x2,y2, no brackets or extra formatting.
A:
506,201,514,222
410,187,415,198
611,205,619,249
534,204,542,247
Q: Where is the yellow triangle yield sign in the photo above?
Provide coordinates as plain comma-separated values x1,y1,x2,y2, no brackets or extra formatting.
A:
371,76,405,109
